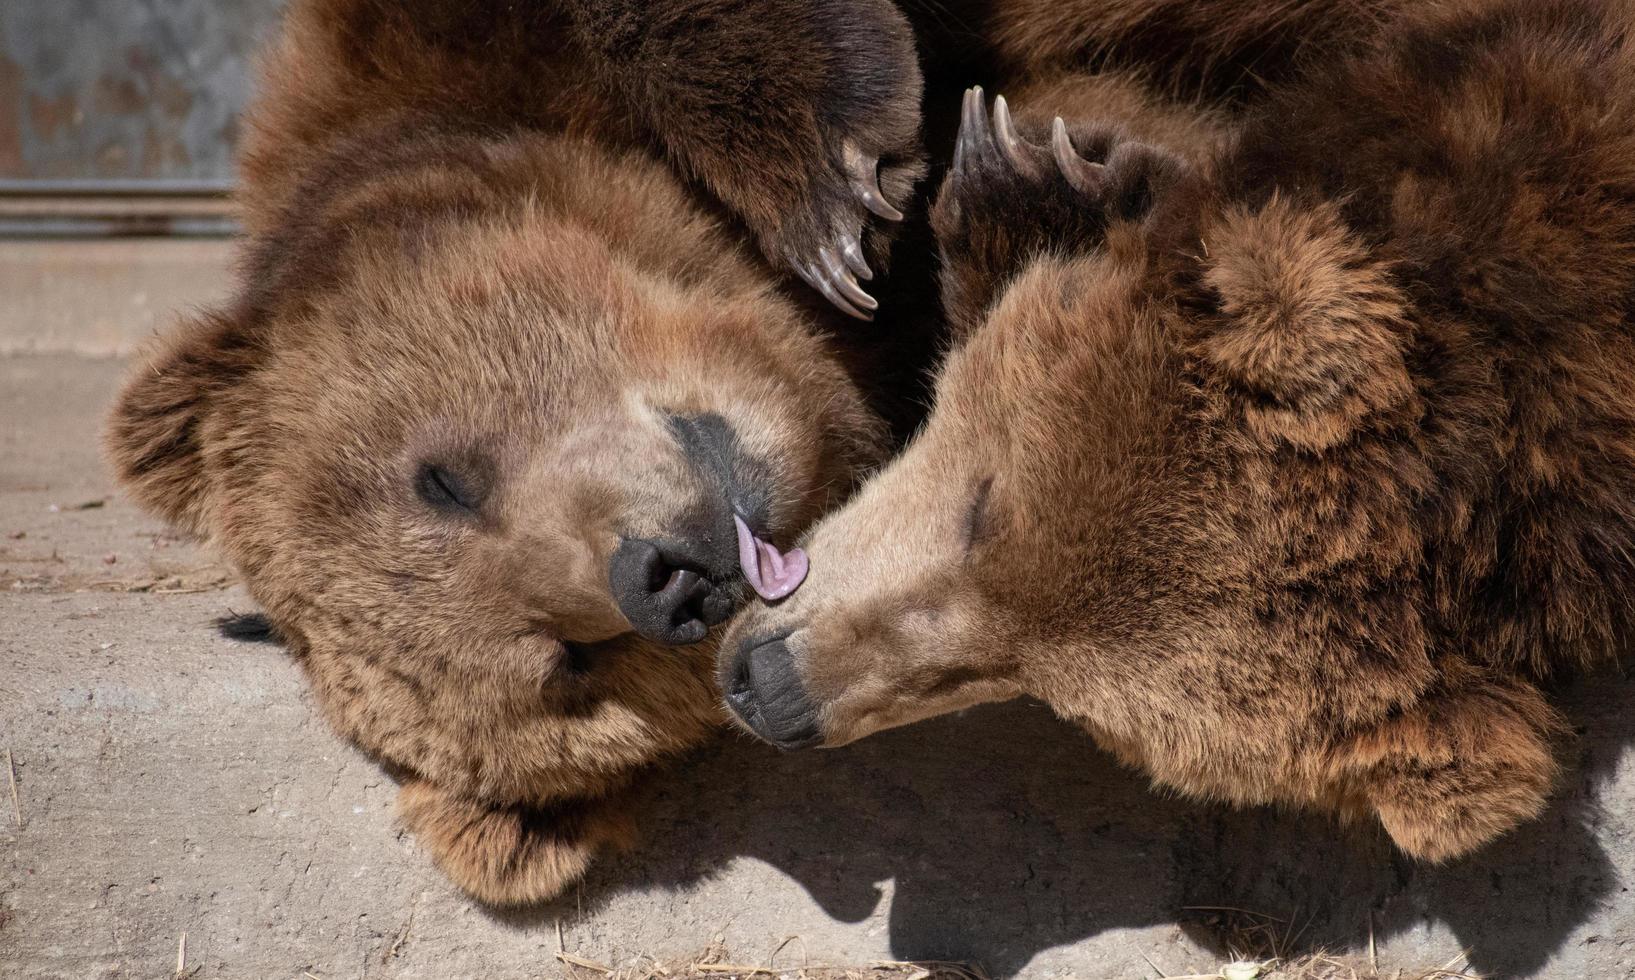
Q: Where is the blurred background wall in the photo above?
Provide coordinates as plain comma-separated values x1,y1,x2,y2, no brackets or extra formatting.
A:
0,1,285,354
0,0,284,187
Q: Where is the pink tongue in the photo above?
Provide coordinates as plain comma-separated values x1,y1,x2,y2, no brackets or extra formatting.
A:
733,514,809,601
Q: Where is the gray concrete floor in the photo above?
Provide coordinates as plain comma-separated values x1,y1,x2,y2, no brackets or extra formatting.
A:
2,241,1633,979
0,240,235,357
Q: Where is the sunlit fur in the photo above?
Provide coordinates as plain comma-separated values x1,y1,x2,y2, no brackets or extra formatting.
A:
105,0,904,904
725,0,1635,863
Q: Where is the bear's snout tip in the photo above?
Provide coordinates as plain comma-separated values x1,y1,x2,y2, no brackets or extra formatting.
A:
609,537,739,646
722,634,822,750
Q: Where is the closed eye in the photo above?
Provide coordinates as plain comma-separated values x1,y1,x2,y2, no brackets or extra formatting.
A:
962,476,995,557
417,463,481,513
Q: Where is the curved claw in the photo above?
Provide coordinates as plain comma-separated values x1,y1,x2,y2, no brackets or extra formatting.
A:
819,247,878,312
792,254,872,321
1052,117,1109,198
842,141,904,222
954,86,989,176
838,227,873,281
992,95,1035,173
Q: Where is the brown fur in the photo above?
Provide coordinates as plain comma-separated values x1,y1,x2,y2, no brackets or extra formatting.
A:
239,0,926,272
396,779,639,905
105,0,936,904
721,0,1635,863
987,0,1411,100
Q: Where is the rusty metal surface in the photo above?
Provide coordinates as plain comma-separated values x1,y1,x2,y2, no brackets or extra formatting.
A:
0,0,286,183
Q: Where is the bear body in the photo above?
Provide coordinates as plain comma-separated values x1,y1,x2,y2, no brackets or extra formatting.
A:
720,0,1635,862
107,0,1480,899
107,0,942,904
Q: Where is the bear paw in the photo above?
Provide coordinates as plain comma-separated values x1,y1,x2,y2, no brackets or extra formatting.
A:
932,87,1194,334
765,4,925,322
1346,680,1564,863
780,138,918,321
576,0,924,321
398,780,637,906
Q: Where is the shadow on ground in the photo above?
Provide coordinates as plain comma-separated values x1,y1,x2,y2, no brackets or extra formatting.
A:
496,666,1632,977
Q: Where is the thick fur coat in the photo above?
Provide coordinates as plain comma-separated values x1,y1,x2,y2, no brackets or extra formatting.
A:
721,0,1635,863
107,0,936,904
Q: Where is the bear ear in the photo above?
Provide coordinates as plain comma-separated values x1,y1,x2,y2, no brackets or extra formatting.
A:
1194,196,1417,451
397,779,638,906
105,309,260,535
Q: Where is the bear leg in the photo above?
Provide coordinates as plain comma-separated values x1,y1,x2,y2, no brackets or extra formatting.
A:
1348,679,1564,862
398,779,637,905
563,0,926,318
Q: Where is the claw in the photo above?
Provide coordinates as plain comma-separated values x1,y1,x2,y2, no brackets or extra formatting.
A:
1052,117,1109,198
819,247,878,311
790,252,823,292
992,94,1034,172
800,258,872,321
839,227,872,281
842,141,904,222
955,86,988,176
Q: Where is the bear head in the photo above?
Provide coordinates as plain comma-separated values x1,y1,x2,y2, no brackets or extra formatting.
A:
107,132,887,903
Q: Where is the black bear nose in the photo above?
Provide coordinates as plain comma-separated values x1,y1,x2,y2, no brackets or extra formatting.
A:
722,635,822,749
609,537,736,645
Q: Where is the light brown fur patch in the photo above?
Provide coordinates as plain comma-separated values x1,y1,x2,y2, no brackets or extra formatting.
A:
723,0,1635,865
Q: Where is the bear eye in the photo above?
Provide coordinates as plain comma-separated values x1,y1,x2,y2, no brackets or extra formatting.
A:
962,476,996,556
416,463,482,514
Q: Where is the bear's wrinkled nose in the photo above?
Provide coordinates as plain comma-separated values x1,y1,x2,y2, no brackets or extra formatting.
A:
722,635,822,749
609,538,737,646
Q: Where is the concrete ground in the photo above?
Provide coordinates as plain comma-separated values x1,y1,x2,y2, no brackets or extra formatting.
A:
2,240,1633,979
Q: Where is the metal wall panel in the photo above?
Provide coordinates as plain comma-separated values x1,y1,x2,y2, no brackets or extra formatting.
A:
0,0,286,184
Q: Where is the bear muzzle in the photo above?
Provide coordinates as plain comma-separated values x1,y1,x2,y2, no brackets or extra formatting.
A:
608,410,806,645
721,633,823,749
608,536,741,646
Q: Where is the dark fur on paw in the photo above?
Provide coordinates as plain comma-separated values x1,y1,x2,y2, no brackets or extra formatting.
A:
931,87,1194,333
572,0,925,321
784,139,915,321
770,3,926,322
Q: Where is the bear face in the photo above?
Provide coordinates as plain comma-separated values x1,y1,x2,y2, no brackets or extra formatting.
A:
718,237,1198,752
108,131,888,902
718,83,1227,750
722,0,1635,864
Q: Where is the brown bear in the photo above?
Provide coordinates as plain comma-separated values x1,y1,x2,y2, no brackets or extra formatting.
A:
105,0,938,905
101,0,1417,904
719,0,1635,864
